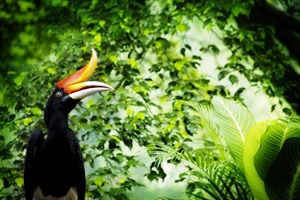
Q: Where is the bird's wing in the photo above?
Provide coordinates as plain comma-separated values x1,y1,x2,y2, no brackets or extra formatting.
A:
24,130,44,200
68,130,86,200
76,140,86,200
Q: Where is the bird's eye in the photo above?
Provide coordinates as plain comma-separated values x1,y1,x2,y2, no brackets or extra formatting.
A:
55,91,63,98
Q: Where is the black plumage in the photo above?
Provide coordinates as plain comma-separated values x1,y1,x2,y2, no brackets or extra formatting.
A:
24,49,113,200
24,88,85,200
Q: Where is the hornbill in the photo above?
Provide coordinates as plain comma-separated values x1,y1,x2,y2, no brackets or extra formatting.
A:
24,49,113,200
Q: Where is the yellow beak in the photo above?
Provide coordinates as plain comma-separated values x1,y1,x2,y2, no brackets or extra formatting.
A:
56,49,114,99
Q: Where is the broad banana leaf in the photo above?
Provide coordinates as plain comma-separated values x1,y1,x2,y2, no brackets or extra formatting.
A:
244,120,300,200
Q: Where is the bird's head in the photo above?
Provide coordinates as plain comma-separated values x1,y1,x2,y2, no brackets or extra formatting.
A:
44,49,114,127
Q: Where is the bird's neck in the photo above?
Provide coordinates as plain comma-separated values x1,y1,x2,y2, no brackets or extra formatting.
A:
48,110,69,137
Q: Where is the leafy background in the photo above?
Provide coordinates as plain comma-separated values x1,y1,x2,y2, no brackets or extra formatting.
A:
0,0,299,199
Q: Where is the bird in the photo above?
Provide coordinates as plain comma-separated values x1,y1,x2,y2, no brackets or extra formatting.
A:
24,49,114,200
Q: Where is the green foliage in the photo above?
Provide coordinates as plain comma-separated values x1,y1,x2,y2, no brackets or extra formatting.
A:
186,96,256,173
244,119,300,200
243,120,272,199
0,0,299,199
179,151,253,200
188,96,300,200
211,96,255,173
1,0,216,198
183,97,254,199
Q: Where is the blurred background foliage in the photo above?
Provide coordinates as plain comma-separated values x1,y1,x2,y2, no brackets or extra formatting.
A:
0,0,299,199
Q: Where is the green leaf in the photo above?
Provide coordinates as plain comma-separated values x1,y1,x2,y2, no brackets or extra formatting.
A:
185,101,230,160
232,5,250,17
218,70,229,81
94,33,101,43
208,44,220,54
184,44,192,50
229,74,239,84
31,107,42,116
180,48,186,56
244,120,300,200
13,72,27,86
0,179,3,190
0,127,16,143
254,123,287,180
212,96,255,173
15,177,23,188
23,117,32,126
99,20,106,27
108,54,118,64
94,177,105,187
176,24,187,33
174,60,185,70
243,120,274,200
128,59,138,69
265,137,300,199
283,107,292,116
47,67,56,75
85,99,95,109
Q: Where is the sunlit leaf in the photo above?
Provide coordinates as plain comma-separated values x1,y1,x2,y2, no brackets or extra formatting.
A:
1,0,297,199
212,96,255,173
176,24,187,33
23,117,33,126
13,72,27,86
31,107,42,116
108,54,118,64
244,120,300,200
94,34,101,43
185,101,230,160
15,177,23,188
174,60,185,70
243,120,273,200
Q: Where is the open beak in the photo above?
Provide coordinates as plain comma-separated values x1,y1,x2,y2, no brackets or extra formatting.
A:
57,49,114,100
